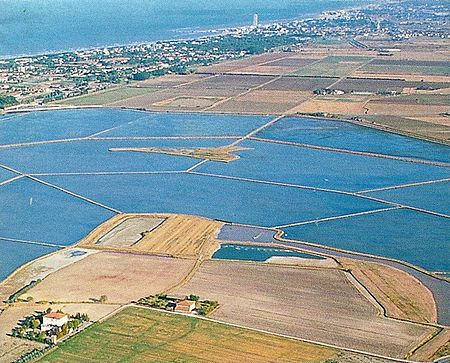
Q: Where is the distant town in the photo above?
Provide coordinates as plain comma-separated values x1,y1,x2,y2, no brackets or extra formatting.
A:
0,0,448,108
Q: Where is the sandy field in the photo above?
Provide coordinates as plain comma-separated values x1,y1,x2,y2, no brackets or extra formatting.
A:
22,252,195,303
411,328,450,362
366,101,448,117
175,260,436,358
209,89,308,114
289,97,369,115
340,259,437,324
97,216,165,248
152,96,224,109
134,214,222,258
0,248,98,304
80,213,223,259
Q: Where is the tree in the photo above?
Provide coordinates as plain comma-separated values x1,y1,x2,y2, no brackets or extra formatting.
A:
99,295,108,303
187,294,199,301
31,319,40,329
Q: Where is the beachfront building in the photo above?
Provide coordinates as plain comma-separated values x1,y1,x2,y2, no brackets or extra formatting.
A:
41,312,69,331
175,300,196,313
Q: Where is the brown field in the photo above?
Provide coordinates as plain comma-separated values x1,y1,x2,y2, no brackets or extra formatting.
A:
22,252,195,303
289,96,370,115
0,248,97,304
208,98,294,114
187,74,276,90
414,115,450,127
175,260,435,358
266,57,322,68
208,89,309,114
365,101,448,117
340,259,437,324
197,53,289,74
352,70,450,83
107,88,178,109
232,65,298,75
411,328,450,362
262,76,338,91
138,73,208,87
363,115,450,142
152,95,224,109
79,213,223,259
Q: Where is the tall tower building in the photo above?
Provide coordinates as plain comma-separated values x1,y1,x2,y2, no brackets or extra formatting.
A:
253,13,259,28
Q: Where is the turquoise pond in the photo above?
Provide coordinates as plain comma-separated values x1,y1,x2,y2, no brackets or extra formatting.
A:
213,244,324,262
0,109,449,279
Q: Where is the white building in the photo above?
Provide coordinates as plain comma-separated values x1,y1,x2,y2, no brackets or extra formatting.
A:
253,14,259,28
41,312,69,331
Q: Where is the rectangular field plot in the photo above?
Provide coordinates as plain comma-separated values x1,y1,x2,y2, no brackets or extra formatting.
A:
290,55,373,77
207,90,306,114
261,76,337,91
24,252,195,303
0,109,144,146
0,178,115,245
175,261,434,358
283,208,450,272
361,62,450,76
56,86,157,106
0,139,233,174
265,57,321,68
42,173,385,228
334,78,450,93
187,74,276,90
365,181,450,216
0,239,58,281
198,139,450,192
100,112,272,138
40,306,339,363
257,116,450,164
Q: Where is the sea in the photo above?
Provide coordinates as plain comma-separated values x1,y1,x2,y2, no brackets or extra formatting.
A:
1,0,371,58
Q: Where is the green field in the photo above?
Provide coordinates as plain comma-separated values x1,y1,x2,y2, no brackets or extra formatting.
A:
291,55,373,77
39,306,338,363
56,87,156,106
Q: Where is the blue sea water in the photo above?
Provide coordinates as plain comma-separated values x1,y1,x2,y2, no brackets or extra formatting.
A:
41,173,385,227
283,208,450,272
213,243,324,261
100,112,272,138
367,181,450,216
0,139,234,174
0,109,449,277
0,177,115,244
258,117,450,164
0,166,17,183
198,139,450,192
0,239,58,281
1,0,371,58
0,109,143,145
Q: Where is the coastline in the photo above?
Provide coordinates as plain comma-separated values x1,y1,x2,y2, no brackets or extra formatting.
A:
0,0,374,60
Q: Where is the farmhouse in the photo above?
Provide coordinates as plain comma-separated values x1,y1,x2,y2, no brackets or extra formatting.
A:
41,312,69,331
175,300,196,313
